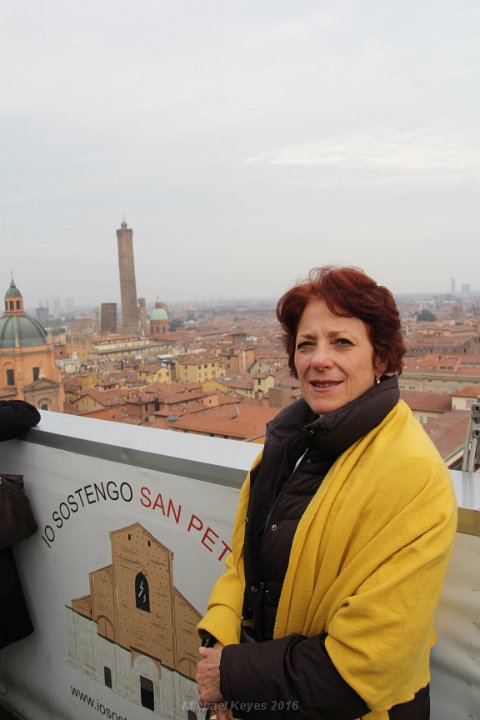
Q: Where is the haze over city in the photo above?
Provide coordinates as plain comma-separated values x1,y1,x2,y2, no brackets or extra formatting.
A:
2,0,480,306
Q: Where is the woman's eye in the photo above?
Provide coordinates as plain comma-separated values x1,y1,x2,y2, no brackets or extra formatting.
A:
296,341,313,351
335,337,353,346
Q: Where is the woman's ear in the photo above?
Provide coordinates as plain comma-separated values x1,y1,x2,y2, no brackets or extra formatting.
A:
374,357,388,377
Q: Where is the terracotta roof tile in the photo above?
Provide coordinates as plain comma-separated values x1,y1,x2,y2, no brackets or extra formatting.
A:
74,388,129,406
170,403,279,441
450,385,480,398
400,391,452,412
423,410,470,461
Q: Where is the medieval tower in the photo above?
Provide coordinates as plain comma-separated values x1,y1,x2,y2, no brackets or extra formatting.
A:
116,220,139,334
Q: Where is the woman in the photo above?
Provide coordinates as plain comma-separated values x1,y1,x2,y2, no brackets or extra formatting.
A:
0,399,41,649
196,267,456,720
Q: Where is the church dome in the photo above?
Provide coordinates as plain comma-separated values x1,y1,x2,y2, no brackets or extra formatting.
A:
5,279,22,299
0,314,48,348
150,307,169,321
150,298,169,322
1,279,48,348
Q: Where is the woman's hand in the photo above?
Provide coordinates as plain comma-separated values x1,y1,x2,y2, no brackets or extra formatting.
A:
196,644,224,705
209,704,235,720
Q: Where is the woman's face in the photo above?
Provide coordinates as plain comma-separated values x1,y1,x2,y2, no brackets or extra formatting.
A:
294,298,383,415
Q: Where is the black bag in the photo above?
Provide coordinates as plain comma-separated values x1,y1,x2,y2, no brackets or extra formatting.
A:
0,474,38,550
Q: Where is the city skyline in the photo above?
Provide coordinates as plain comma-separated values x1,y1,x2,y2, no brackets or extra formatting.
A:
9,219,480,313
2,1,480,304
17,276,480,316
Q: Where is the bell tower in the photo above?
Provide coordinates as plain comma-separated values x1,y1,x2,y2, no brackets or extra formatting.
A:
116,219,139,334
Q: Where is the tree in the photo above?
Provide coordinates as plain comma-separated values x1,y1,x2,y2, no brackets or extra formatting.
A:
416,309,437,322
169,318,183,331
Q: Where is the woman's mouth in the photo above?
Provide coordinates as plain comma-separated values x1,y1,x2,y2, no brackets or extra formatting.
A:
310,380,342,388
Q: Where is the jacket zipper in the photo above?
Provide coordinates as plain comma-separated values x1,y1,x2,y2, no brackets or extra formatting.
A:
259,449,309,557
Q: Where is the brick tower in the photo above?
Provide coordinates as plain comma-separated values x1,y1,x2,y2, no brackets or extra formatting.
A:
116,220,138,334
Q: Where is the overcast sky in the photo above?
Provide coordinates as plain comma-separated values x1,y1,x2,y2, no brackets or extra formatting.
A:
2,0,480,308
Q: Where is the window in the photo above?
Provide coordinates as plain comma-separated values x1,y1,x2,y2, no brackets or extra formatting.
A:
33,367,40,381
15,301,20,310
104,667,112,688
6,369,14,386
135,572,150,612
140,676,154,711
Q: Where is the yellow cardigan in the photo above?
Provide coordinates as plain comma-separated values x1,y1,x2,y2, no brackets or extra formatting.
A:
198,401,457,719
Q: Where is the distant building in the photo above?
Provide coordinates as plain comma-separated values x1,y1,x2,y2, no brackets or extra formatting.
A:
219,346,255,374
35,305,50,326
117,220,139,334
138,297,148,336
0,279,64,410
175,353,224,384
150,299,169,338
400,361,480,394
170,402,279,441
53,297,61,316
101,303,118,334
231,331,247,345
267,385,295,408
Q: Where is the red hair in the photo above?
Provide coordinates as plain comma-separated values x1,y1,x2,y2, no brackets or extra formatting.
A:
276,266,406,377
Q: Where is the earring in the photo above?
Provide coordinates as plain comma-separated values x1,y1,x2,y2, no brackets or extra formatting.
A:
374,376,381,385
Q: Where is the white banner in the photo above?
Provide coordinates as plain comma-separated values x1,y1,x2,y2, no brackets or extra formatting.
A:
1,422,479,720
1,437,242,720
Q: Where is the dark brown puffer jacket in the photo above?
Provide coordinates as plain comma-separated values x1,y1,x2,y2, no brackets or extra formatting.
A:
220,378,430,720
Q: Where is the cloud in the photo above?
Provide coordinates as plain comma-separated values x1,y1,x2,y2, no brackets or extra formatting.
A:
243,129,480,182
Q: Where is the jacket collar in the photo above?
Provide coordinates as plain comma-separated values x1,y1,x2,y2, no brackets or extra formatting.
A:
267,375,400,461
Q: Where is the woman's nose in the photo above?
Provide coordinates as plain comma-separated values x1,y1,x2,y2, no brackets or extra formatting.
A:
310,345,334,368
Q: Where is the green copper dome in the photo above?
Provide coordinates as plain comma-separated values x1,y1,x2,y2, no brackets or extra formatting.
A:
1,278,48,348
0,315,47,348
150,307,169,321
5,279,22,299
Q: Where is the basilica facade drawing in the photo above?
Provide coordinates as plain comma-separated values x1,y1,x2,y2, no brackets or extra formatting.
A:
66,523,203,718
